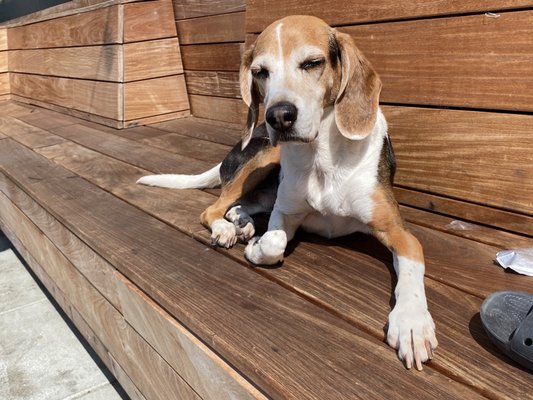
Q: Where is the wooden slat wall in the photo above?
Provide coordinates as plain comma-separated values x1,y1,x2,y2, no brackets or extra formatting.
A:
238,3,533,233
0,28,9,100
6,0,190,128
174,0,247,124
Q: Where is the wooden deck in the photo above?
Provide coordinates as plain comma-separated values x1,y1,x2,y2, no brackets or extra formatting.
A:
0,100,532,400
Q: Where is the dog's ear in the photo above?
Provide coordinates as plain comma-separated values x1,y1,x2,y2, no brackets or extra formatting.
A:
334,31,382,140
240,44,260,150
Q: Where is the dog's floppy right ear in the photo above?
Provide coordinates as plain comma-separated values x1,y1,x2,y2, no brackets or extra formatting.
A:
240,44,260,150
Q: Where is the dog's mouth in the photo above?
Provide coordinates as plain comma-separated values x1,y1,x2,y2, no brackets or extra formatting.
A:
267,128,317,147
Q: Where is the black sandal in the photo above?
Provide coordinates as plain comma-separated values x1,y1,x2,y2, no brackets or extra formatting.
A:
481,291,533,372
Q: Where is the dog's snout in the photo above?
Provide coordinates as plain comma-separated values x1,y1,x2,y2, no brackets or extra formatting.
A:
266,102,298,132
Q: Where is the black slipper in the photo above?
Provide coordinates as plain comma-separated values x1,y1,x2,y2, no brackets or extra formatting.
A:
481,291,533,372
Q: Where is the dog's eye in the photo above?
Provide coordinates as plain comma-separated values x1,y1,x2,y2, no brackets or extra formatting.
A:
300,58,325,71
252,67,269,79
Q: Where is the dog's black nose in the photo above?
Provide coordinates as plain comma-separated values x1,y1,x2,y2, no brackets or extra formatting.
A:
266,102,298,131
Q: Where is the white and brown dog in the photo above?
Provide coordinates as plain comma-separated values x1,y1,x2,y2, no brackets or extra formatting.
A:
138,15,437,370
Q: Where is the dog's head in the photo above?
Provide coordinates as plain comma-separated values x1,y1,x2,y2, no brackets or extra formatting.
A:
240,15,382,149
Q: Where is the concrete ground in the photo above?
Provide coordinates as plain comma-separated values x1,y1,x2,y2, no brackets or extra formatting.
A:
0,231,129,400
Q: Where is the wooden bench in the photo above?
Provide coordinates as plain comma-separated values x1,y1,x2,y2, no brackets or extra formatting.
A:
0,0,532,399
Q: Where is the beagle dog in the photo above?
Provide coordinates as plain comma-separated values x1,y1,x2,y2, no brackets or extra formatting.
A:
138,15,437,370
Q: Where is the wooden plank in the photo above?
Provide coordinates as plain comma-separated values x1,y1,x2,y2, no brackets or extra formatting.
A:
0,100,35,117
123,0,177,43
10,94,124,129
7,5,121,49
0,139,481,399
10,74,122,120
124,38,183,82
185,71,240,98
0,188,202,400
0,51,7,73
16,109,80,130
400,206,533,250
138,132,230,162
0,116,67,149
0,94,10,102
124,110,190,128
73,79,122,120
383,106,533,216
181,43,243,71
116,276,267,400
152,116,241,146
195,228,533,400
0,29,7,50
0,72,9,95
0,168,262,400
173,0,245,20
10,73,73,109
189,94,246,124
348,11,533,111
395,187,533,237
124,75,189,121
52,123,214,174
246,0,533,33
9,46,122,81
176,12,245,45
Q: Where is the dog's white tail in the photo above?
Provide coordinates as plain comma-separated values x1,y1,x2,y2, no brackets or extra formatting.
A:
137,163,221,189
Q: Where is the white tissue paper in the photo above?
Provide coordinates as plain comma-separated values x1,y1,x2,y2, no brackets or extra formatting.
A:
496,248,533,276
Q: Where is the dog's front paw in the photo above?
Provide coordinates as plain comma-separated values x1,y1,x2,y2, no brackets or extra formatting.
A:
244,230,286,265
225,206,255,243
211,219,238,248
387,302,438,371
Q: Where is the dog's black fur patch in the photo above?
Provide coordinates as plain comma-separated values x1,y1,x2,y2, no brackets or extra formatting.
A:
220,124,272,185
378,135,397,186
329,34,340,69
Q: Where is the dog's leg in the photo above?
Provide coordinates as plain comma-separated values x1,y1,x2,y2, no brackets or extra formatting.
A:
244,208,306,265
369,187,438,370
201,147,280,248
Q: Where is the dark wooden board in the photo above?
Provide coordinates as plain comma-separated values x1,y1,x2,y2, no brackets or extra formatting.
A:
185,71,241,98
181,43,243,71
246,0,533,33
0,139,482,399
176,12,245,45
395,187,533,238
172,0,245,20
382,105,533,215
51,123,213,174
348,11,533,112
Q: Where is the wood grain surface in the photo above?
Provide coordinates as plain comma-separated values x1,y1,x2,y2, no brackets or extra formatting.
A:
0,190,202,400
124,75,189,120
245,0,533,32
123,0,177,43
383,105,533,215
0,73,9,95
347,11,533,111
7,5,121,49
0,138,484,399
0,51,7,73
181,43,243,71
9,46,122,81
124,38,183,82
185,71,241,98
176,12,245,45
173,0,245,20
0,29,6,50
189,94,246,124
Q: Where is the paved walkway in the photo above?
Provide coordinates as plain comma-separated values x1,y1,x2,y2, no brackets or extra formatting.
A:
0,231,128,400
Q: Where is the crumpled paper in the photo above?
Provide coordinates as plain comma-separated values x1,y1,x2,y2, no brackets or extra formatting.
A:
496,248,533,276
